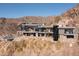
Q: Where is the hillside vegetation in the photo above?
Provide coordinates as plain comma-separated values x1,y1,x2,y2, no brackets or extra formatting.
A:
0,36,79,56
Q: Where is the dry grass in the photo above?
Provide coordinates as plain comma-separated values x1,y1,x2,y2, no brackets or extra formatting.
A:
0,37,64,56
0,36,79,56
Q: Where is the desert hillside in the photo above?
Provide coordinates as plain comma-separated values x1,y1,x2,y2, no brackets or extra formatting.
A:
1,4,79,35
0,4,79,56
0,4,79,35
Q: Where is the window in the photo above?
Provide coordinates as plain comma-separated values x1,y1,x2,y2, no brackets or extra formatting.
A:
65,29,73,34
64,28,74,38
67,35,74,38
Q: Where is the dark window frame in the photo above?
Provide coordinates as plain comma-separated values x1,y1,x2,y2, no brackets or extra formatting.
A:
64,29,73,34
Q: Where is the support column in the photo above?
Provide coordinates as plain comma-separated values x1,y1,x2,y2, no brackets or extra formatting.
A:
36,33,38,37
44,33,46,37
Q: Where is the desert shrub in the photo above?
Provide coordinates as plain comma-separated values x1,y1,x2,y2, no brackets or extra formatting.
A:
55,16,61,23
6,42,15,56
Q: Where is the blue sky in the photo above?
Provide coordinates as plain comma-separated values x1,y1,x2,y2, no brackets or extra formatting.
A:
0,3,76,18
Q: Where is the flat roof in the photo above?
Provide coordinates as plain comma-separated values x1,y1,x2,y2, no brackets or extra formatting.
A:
58,27,76,29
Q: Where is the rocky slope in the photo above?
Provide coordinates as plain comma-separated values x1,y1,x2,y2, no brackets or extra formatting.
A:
61,4,79,27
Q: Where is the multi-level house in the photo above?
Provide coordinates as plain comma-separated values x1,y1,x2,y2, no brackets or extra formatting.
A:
17,23,78,41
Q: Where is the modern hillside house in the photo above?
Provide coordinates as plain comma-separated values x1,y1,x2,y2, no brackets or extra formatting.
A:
17,23,78,41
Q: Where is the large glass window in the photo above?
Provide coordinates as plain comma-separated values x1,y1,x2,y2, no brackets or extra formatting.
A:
65,29,73,34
